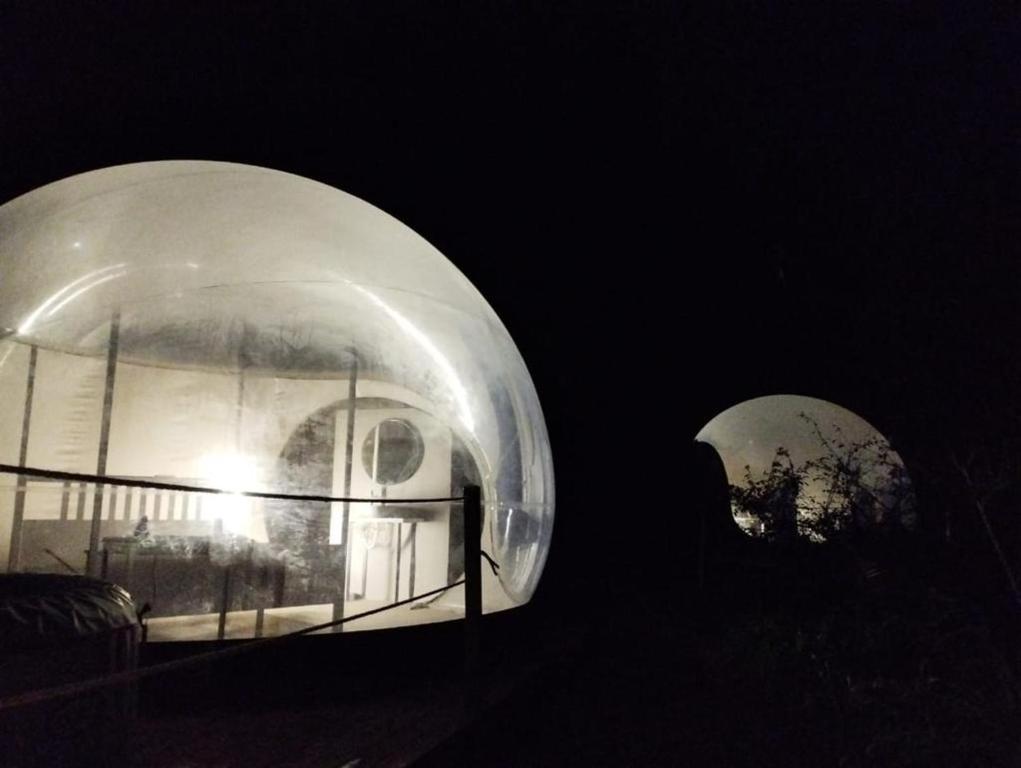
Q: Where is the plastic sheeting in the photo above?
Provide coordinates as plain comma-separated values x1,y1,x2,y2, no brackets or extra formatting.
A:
0,162,554,639
0,574,138,650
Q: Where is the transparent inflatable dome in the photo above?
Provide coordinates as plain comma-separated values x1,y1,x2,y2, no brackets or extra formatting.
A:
0,161,554,640
697,395,914,541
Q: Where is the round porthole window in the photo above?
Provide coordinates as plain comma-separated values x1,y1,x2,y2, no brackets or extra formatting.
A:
361,418,425,485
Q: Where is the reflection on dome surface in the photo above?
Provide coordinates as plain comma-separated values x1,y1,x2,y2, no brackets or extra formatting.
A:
0,161,554,640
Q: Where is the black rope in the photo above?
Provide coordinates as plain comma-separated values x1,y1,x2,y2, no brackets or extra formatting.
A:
0,577,466,713
0,463,464,505
480,550,500,576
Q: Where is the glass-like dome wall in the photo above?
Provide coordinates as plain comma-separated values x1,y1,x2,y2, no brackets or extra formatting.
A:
0,161,554,640
696,395,914,542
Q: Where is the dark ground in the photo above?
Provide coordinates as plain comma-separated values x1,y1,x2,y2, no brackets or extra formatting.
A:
418,549,1021,767
92,525,1017,768
113,549,1019,767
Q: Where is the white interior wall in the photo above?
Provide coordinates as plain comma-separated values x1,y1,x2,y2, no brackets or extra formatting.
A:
2,348,515,615
107,363,237,479
27,348,104,473
12,348,105,569
331,407,452,602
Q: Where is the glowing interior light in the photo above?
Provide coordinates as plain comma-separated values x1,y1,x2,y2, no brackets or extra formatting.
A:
197,453,264,540
198,452,257,493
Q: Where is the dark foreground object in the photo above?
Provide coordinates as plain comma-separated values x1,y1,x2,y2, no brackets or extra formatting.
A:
127,606,584,767
0,574,141,768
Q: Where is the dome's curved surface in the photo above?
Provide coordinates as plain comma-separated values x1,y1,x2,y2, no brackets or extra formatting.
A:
696,395,913,541
0,161,554,638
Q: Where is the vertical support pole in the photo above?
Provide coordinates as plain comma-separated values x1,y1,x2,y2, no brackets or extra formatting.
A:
218,565,232,640
254,599,265,638
235,332,255,633
408,521,417,598
394,522,403,602
59,480,71,520
123,485,133,521
333,350,358,629
463,484,482,717
87,310,120,577
8,344,38,572
75,482,87,520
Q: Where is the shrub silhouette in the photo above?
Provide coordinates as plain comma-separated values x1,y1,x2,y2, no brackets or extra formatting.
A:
729,413,915,543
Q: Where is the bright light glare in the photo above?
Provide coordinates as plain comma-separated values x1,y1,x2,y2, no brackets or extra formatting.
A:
198,452,264,540
199,452,257,492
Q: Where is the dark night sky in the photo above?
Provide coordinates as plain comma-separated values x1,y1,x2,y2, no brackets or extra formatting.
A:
2,1,1019,604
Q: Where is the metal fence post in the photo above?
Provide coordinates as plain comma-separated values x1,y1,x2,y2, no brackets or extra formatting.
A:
463,485,482,718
